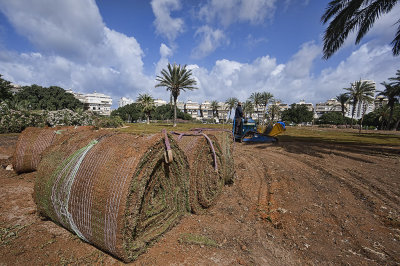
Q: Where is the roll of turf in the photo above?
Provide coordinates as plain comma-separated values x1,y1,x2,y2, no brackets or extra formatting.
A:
172,131,224,214
190,128,235,184
13,126,93,174
34,130,190,262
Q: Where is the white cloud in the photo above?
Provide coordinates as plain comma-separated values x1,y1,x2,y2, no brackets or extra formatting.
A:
0,0,153,106
198,0,277,27
191,26,227,58
151,0,184,42
155,43,172,76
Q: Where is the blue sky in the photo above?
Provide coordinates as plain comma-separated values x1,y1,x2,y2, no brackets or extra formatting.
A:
0,0,399,108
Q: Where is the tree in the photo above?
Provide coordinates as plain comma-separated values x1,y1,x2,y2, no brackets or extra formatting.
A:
14,85,83,111
336,93,349,119
321,0,400,59
344,80,375,126
249,92,262,123
210,100,220,120
268,100,281,122
0,74,14,102
111,103,142,122
137,93,155,124
225,97,239,122
260,92,273,123
155,63,198,127
281,104,314,124
318,111,346,125
242,100,254,118
378,82,400,129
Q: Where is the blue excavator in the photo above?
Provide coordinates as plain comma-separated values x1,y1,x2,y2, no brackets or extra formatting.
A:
233,118,286,143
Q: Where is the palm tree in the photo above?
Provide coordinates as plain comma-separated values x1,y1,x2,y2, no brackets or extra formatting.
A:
260,92,273,123
335,93,349,119
225,97,239,122
155,63,198,127
210,100,220,121
249,92,262,123
137,93,155,124
321,0,400,59
378,82,400,129
242,100,254,118
345,80,375,127
269,101,281,122
388,70,400,86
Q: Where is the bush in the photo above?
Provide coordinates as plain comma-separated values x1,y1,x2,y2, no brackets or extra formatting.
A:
94,116,124,128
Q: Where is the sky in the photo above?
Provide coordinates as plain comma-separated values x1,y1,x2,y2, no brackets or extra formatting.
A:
0,0,399,109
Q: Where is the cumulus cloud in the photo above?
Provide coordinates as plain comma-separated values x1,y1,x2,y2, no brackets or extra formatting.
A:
151,0,184,42
155,43,172,76
191,26,227,58
0,0,153,105
198,0,277,27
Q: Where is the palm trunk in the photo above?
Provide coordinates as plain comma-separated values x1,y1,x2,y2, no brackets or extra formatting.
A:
147,114,150,124
173,96,177,127
351,100,357,127
388,103,394,130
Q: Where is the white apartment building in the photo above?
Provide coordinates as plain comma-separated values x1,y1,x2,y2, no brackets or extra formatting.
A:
185,100,200,120
296,100,314,112
118,97,134,108
267,102,289,121
68,90,112,116
315,98,342,118
154,99,167,107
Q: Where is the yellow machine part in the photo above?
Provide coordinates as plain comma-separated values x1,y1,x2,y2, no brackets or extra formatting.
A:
267,123,285,137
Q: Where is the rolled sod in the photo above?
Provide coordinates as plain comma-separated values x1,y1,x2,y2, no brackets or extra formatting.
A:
190,128,235,184
13,126,93,174
34,131,190,262
172,132,224,214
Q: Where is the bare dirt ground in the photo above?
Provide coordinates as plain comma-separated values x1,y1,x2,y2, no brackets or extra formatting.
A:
1,132,399,265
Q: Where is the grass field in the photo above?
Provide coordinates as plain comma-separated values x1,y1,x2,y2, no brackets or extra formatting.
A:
116,123,400,146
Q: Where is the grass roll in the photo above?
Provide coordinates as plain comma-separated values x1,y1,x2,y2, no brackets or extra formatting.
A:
34,131,190,262
13,126,93,173
172,132,224,214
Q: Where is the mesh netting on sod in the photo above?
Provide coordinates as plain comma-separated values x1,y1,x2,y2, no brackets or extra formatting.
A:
13,126,94,174
34,131,190,262
172,131,224,214
190,128,235,184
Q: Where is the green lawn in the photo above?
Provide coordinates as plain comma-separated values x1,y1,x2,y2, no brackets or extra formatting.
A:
117,123,400,146
280,126,400,146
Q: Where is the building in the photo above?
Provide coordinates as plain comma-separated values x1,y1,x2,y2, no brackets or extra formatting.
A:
154,99,167,107
345,80,376,119
374,95,389,109
68,90,112,116
315,98,342,118
267,101,288,121
118,97,134,108
296,100,314,112
185,100,200,120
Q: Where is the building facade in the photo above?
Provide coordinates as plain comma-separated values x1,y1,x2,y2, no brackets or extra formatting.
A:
118,97,134,108
345,80,376,120
68,90,112,116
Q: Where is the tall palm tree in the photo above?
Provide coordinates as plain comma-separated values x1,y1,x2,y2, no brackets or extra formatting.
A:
242,100,254,118
388,69,400,87
137,93,155,124
321,0,400,59
345,80,375,126
336,93,349,119
260,92,273,123
155,63,198,127
210,100,220,120
225,97,239,122
269,101,281,122
378,82,400,129
249,92,262,123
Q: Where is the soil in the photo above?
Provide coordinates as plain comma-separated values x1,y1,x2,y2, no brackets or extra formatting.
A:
1,131,399,265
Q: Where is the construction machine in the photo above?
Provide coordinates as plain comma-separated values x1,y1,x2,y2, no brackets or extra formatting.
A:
233,118,285,143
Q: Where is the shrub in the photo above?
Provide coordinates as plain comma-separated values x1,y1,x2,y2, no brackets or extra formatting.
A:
94,116,124,128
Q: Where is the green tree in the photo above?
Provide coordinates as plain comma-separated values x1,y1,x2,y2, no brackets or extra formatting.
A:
0,74,13,102
111,103,142,122
268,100,281,122
155,63,198,127
14,85,83,111
378,82,400,129
242,100,254,118
137,93,155,124
210,100,220,120
249,92,262,123
344,80,375,126
318,112,345,125
335,93,349,119
225,97,239,122
281,104,314,124
260,92,273,123
321,0,400,59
